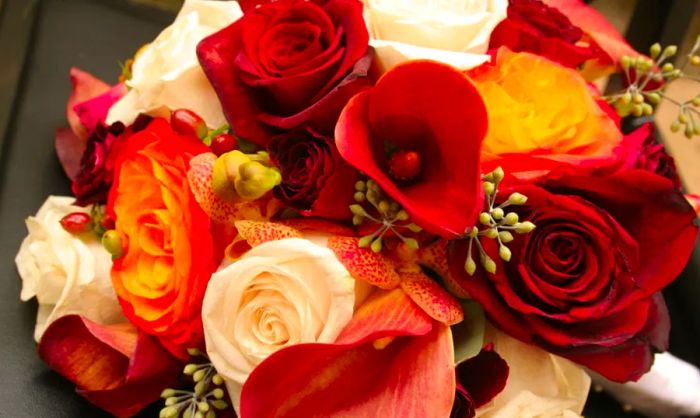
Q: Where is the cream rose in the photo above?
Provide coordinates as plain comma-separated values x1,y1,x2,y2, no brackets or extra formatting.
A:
366,0,508,73
15,196,124,342
477,326,591,418
106,0,242,128
202,237,355,412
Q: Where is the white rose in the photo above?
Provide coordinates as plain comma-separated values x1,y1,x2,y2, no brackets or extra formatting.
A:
202,238,355,413
477,326,591,418
15,196,124,342
106,0,242,128
365,0,508,73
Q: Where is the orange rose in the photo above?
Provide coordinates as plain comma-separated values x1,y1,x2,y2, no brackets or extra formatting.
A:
471,48,622,163
108,118,216,359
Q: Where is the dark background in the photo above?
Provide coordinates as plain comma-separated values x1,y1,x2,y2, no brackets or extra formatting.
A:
0,1,698,417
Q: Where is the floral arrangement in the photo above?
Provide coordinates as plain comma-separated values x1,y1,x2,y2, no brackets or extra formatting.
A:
15,0,700,417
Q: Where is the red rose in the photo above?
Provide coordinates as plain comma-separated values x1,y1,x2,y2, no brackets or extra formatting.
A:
335,61,487,238
489,0,602,68
449,168,698,382
617,123,681,188
197,0,372,146
451,348,509,418
268,127,358,220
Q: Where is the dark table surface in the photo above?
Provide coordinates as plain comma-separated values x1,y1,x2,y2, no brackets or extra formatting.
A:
0,1,698,417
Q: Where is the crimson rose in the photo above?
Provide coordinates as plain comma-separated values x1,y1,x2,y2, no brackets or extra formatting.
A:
616,122,681,188
489,0,602,68
197,0,372,146
268,127,358,220
449,168,698,382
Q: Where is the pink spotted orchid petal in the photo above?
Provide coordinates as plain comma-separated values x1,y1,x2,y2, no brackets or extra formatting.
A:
418,240,470,299
327,236,401,289
400,271,464,325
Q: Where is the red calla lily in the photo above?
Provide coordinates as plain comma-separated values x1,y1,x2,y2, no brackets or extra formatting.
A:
38,315,181,417
335,61,487,238
240,289,455,418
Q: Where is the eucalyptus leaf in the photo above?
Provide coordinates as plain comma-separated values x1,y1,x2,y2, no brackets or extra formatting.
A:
452,300,485,364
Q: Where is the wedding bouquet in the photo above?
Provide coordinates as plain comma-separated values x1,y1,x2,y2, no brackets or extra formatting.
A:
15,0,700,417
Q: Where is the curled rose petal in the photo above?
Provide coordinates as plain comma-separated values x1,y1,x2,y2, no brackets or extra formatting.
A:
38,315,181,418
67,68,111,140
55,128,86,181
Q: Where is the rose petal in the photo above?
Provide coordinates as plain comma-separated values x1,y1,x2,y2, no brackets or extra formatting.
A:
543,0,638,77
55,128,86,181
73,83,127,134
67,68,111,140
457,347,509,408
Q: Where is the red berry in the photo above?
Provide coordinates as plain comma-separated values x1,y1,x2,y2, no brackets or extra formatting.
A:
210,133,238,156
100,213,115,230
388,150,421,181
171,109,208,139
60,212,92,234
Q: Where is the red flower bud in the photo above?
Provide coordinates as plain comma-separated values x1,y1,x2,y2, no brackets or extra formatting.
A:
171,109,208,139
210,133,238,156
60,212,92,234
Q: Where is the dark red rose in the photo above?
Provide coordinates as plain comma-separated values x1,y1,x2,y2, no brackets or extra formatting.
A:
72,116,151,205
489,0,602,68
268,126,358,220
449,168,698,382
616,123,681,188
450,347,509,418
197,0,372,146
71,123,125,205
335,61,487,238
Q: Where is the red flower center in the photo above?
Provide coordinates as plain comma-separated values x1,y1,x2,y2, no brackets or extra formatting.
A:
388,149,422,181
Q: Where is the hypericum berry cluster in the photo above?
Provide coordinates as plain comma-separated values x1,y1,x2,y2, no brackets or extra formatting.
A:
463,167,535,275
159,348,229,418
350,179,422,253
606,35,700,139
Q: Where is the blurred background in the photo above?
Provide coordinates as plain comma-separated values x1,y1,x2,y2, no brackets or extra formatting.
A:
0,1,698,418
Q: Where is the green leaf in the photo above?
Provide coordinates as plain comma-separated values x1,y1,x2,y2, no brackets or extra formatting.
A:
451,300,485,364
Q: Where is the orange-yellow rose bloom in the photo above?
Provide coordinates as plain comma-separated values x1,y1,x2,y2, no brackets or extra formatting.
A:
471,48,622,163
108,118,216,359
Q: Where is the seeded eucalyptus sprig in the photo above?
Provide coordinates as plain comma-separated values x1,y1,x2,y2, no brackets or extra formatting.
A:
349,179,422,253
159,348,229,418
605,35,700,139
462,167,535,276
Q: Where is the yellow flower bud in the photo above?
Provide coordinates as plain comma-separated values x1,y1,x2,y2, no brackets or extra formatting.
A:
507,192,528,205
515,221,536,234
101,230,125,259
464,256,476,276
499,230,514,243
663,45,678,57
491,207,504,220
649,43,662,59
234,161,282,200
504,212,519,225
499,245,512,262
479,212,491,225
481,255,497,274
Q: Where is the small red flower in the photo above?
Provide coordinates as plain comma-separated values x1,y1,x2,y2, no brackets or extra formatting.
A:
335,61,487,238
